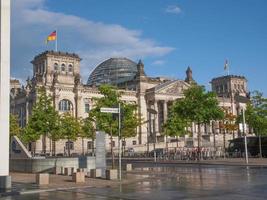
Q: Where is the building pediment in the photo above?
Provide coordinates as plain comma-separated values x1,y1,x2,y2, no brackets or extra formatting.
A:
153,80,190,95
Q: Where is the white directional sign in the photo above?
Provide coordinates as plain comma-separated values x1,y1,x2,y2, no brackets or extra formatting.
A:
100,107,119,113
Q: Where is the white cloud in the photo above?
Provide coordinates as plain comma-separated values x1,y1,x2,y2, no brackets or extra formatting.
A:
11,0,174,83
152,60,165,65
165,5,182,14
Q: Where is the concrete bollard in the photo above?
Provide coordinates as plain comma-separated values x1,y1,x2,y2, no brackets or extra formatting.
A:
36,173,49,185
126,164,132,171
72,172,85,183
64,167,72,176
106,169,118,180
90,169,102,178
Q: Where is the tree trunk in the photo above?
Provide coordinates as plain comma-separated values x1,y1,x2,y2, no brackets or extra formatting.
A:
110,127,115,169
213,127,216,159
175,136,179,153
68,138,71,157
82,137,85,156
32,141,36,156
92,138,95,155
49,138,52,156
197,123,201,160
42,134,47,154
259,135,262,158
223,129,226,159
52,139,56,156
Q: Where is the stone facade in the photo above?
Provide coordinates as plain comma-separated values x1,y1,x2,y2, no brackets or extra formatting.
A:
10,51,250,155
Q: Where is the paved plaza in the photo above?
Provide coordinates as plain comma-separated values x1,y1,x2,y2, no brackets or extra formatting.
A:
1,162,267,200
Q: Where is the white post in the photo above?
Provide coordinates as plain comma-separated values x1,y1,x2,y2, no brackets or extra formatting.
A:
0,0,11,189
242,109,249,164
118,103,122,181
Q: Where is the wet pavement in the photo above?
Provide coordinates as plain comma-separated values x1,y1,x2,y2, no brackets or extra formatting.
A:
2,165,267,200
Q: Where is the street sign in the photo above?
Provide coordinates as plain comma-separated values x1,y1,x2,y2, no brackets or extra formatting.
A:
100,107,119,113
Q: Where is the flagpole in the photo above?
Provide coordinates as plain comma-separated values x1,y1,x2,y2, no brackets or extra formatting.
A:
55,29,58,52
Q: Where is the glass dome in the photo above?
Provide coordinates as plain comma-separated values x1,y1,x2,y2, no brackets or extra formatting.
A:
87,58,138,86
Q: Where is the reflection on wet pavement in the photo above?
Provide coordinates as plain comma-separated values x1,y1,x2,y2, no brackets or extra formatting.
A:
3,165,267,200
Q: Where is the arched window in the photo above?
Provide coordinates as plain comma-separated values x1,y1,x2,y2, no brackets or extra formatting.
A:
68,64,73,72
54,63,59,71
61,64,66,71
58,99,72,112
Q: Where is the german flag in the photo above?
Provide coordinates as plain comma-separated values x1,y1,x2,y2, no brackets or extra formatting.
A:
46,31,57,44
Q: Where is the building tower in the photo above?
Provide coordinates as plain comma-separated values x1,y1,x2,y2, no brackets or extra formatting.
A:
211,75,249,115
185,66,195,84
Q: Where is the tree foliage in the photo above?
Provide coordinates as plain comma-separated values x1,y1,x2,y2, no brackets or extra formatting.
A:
80,117,95,140
164,107,190,138
164,85,224,157
60,112,81,141
89,84,139,138
240,91,267,136
10,114,21,137
23,87,61,154
89,84,140,167
172,85,224,124
89,85,120,136
60,112,81,156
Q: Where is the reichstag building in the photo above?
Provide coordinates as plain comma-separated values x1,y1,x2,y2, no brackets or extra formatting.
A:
10,51,249,155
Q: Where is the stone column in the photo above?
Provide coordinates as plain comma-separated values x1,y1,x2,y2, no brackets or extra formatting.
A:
25,100,29,123
0,0,11,189
154,100,159,133
163,101,168,122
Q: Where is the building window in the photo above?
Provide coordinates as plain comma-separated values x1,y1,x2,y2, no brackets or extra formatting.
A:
85,103,90,113
54,63,59,71
87,141,93,149
59,99,72,112
61,64,66,71
122,141,126,146
132,141,137,145
68,64,73,72
65,141,74,150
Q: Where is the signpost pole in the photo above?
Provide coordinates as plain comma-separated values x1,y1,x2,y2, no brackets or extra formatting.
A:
118,103,122,181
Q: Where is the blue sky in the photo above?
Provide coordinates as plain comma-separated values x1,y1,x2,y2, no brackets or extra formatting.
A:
11,0,267,95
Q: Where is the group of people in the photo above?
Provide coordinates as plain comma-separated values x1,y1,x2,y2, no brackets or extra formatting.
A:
149,147,225,160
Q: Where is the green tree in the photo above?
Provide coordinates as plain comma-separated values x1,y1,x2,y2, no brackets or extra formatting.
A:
89,84,139,167
120,103,140,154
245,91,267,135
238,91,267,157
164,108,190,150
60,112,81,156
169,85,224,159
22,121,41,155
220,108,238,156
23,86,60,154
80,117,95,155
10,114,21,137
